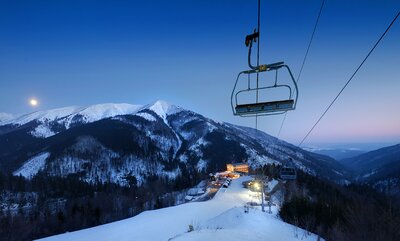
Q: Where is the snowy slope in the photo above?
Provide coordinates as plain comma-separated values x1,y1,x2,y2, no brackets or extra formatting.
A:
38,177,321,241
3,106,85,126
1,103,142,138
173,208,315,241
1,101,177,127
61,103,142,128
13,152,50,178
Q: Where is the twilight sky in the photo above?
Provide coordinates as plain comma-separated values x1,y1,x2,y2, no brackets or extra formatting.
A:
0,0,399,146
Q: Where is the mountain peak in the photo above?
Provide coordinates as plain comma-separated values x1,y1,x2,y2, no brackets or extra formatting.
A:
147,100,182,120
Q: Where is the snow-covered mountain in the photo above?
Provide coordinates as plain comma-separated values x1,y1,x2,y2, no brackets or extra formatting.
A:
0,100,348,185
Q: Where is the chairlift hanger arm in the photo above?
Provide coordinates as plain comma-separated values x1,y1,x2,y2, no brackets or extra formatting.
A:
246,30,260,70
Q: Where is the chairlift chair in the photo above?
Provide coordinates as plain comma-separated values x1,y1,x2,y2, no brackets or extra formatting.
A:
279,161,297,180
231,30,299,117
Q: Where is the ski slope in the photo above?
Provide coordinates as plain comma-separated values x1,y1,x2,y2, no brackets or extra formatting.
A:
38,177,321,241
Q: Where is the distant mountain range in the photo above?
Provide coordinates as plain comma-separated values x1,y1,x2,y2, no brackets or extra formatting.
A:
0,100,349,186
339,144,400,195
306,148,366,160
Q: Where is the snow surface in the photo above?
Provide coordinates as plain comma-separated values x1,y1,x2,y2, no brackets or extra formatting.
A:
30,124,56,138
13,153,50,179
135,112,157,122
39,177,321,241
196,159,207,172
172,207,316,241
266,179,279,192
64,103,142,127
3,106,84,126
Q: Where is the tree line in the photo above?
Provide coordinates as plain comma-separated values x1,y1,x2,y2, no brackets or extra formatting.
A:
0,169,202,241
279,170,400,241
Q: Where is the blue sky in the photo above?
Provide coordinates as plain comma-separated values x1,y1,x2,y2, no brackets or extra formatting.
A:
0,0,399,146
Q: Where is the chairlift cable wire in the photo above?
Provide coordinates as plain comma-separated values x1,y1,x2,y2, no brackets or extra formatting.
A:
277,0,326,138
255,0,266,212
255,0,261,137
298,10,400,147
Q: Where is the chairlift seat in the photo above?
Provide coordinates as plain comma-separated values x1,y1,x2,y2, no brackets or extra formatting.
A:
235,99,294,115
280,173,297,180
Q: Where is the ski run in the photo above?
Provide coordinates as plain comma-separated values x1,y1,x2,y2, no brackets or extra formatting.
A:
39,176,321,241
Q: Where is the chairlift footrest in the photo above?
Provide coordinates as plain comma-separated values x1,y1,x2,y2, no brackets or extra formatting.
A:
235,100,294,114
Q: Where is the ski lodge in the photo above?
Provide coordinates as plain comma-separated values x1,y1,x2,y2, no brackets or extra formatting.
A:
226,162,249,173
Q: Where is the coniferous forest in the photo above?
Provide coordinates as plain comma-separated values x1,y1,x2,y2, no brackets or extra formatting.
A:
0,171,200,241
279,170,400,241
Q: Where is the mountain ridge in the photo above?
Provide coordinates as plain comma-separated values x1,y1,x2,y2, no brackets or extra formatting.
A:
340,144,400,195
0,101,349,185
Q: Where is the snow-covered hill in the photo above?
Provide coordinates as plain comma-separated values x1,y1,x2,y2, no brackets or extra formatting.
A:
38,176,322,241
1,100,348,185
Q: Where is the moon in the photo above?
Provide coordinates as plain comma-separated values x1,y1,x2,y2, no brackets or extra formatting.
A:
29,98,39,107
